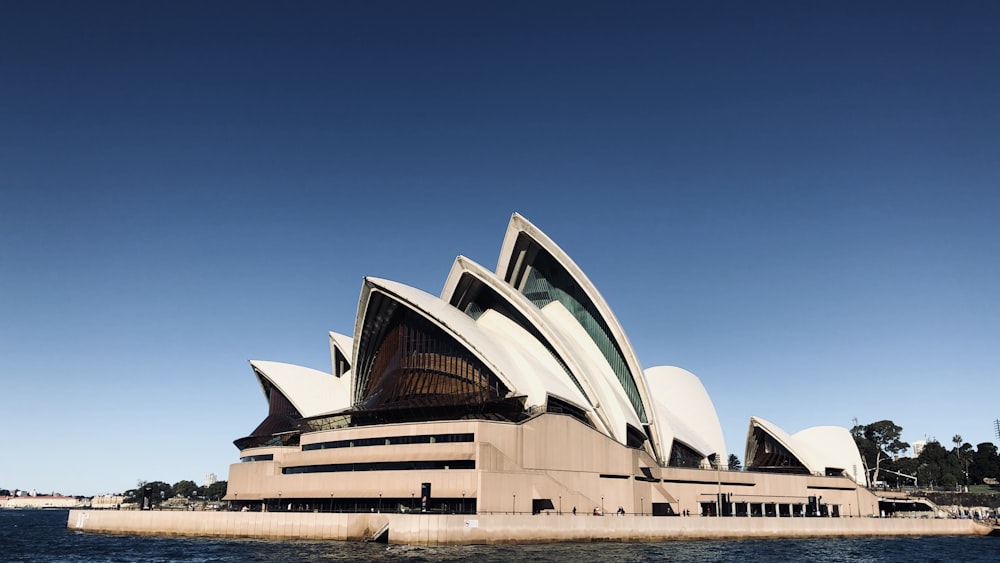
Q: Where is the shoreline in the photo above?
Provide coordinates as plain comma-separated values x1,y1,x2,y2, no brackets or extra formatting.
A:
67,510,994,545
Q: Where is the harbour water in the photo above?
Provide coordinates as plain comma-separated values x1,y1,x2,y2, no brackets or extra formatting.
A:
4,509,998,562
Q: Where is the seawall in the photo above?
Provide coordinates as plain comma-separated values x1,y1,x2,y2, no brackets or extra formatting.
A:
67,510,993,545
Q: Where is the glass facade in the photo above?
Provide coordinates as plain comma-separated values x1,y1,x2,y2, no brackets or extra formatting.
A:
509,238,647,423
745,426,810,475
668,439,706,468
352,292,519,424
451,273,589,401
233,374,303,450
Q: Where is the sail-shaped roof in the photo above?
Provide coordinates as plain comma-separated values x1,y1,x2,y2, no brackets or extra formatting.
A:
745,417,865,485
793,426,868,486
495,213,664,461
442,255,620,438
352,276,589,416
249,360,351,418
328,331,353,380
645,365,726,465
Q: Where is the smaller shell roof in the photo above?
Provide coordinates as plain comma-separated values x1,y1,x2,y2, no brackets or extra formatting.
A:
747,417,866,486
328,331,353,366
645,366,726,461
793,426,868,486
249,360,351,418
747,416,822,474
328,331,354,380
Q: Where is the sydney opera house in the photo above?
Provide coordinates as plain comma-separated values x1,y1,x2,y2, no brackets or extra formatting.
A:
225,213,878,519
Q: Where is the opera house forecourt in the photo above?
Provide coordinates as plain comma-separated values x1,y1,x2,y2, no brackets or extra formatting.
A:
69,214,992,543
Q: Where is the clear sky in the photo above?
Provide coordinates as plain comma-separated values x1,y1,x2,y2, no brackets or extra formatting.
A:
2,1,998,496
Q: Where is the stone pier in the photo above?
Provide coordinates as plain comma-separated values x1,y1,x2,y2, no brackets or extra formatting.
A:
68,510,993,545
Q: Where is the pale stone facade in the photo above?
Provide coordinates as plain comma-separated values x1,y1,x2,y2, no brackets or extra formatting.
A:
227,413,881,520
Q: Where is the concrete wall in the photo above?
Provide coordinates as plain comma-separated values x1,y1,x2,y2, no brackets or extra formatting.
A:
68,510,993,545
226,414,881,521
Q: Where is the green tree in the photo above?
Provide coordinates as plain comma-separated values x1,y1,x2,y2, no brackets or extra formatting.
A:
969,442,1000,485
124,480,172,507
957,441,974,486
205,480,228,501
727,454,742,471
916,440,962,490
893,456,920,487
171,480,198,499
853,420,909,486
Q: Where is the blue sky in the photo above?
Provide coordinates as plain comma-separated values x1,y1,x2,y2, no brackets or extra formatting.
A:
2,2,998,496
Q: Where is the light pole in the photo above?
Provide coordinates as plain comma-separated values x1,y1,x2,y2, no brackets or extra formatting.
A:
378,492,382,513
601,496,604,515
330,492,334,513
716,453,722,517
640,496,643,516
512,492,516,514
559,495,562,515
411,491,415,512
462,491,466,514
278,491,282,512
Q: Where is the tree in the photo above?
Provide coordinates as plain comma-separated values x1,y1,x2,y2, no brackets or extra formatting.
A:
969,442,1000,485
205,480,228,501
172,480,198,499
124,480,172,508
894,456,920,487
728,454,742,471
856,420,909,486
916,440,962,490
851,428,878,479
949,435,974,487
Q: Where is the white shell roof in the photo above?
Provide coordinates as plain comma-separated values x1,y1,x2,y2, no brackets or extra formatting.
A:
747,417,866,485
249,360,351,418
793,426,868,486
476,308,591,409
645,365,726,462
356,276,590,412
441,255,616,437
539,299,643,443
329,331,353,356
328,331,353,372
747,416,820,473
495,213,663,461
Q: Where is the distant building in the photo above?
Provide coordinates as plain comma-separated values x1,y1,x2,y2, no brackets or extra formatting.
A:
90,494,125,509
912,441,927,458
204,473,217,487
2,495,83,509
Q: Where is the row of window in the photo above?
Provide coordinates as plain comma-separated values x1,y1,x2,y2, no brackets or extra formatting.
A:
302,432,474,451
240,454,274,462
282,459,475,474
